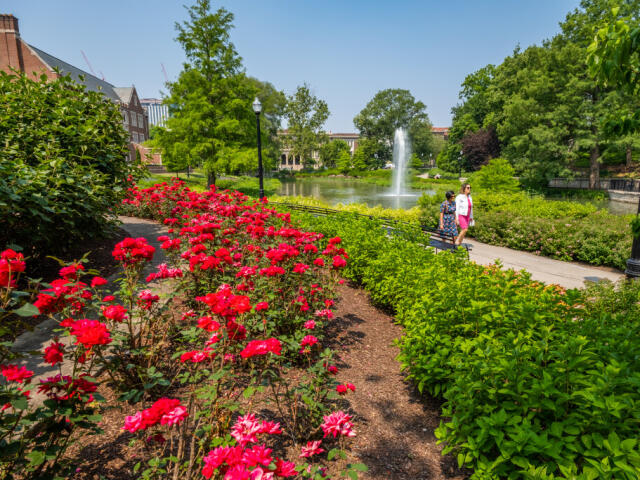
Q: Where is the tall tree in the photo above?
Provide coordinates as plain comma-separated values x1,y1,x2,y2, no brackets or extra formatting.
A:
283,84,330,169
353,89,435,164
439,0,640,188
154,0,284,183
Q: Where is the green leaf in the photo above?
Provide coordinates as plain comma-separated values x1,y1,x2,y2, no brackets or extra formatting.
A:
12,303,40,317
26,450,46,466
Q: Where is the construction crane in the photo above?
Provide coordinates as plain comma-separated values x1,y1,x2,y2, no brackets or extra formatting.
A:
80,50,105,80
80,50,97,76
161,63,169,83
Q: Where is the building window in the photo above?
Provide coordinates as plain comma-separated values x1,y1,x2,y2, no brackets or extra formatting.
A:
295,156,300,165
288,156,293,165
281,154,286,165
139,133,145,142
137,113,144,128
123,111,128,124
131,111,137,127
133,132,139,143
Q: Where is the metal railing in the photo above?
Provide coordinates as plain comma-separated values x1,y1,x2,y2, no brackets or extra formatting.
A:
269,201,469,253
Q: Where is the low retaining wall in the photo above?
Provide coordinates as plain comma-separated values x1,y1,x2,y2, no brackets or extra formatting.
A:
609,190,640,205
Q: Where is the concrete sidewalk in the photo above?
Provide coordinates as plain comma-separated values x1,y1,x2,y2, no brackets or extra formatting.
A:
10,216,169,403
465,238,624,289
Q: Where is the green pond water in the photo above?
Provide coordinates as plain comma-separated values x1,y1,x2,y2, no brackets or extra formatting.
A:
276,177,431,210
276,177,638,215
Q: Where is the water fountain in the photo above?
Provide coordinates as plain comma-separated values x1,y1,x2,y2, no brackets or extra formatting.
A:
389,127,413,197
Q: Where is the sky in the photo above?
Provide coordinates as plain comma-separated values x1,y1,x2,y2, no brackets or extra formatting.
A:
4,0,581,132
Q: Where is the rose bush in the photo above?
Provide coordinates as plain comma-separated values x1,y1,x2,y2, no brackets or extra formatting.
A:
1,179,368,478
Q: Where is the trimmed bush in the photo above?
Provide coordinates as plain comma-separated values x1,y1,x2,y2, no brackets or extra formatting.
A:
0,71,142,256
285,210,640,479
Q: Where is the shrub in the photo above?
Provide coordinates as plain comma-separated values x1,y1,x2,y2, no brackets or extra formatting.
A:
470,158,520,192
0,71,142,257
285,211,640,479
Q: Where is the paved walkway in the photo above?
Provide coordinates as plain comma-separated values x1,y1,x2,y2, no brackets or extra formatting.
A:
465,239,624,289
10,216,168,403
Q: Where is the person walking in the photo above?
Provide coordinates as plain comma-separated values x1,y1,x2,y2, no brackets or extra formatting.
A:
455,183,473,246
439,190,457,238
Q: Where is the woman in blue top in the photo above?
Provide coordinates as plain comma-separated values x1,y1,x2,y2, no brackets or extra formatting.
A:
439,190,457,237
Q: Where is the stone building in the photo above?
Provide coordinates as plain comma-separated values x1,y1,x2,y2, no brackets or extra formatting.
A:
277,128,449,171
0,14,148,161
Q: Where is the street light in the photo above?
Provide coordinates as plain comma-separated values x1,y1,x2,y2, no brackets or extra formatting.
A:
252,97,264,200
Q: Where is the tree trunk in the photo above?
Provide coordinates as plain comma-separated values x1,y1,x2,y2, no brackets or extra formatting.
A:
589,144,600,189
207,170,216,188
627,145,633,172
186,165,190,178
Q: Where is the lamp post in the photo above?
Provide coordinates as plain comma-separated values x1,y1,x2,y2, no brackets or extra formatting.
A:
625,196,640,279
252,97,264,200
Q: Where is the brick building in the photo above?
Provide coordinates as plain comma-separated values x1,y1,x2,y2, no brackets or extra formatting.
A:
0,14,148,161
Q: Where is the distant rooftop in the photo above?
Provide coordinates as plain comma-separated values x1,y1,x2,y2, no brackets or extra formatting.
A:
27,44,121,102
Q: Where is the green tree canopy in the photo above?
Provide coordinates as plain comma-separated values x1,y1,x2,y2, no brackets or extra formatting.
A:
319,139,351,168
283,84,330,169
154,0,284,182
353,88,436,164
439,0,640,188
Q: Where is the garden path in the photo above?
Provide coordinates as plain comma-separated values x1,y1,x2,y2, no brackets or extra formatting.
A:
465,238,624,289
10,216,169,404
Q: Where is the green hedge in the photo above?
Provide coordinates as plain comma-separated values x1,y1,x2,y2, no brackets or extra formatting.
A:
0,71,139,256
284,210,640,479
419,191,633,270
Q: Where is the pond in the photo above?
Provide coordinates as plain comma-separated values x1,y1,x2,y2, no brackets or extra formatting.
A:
276,177,431,210
276,177,638,214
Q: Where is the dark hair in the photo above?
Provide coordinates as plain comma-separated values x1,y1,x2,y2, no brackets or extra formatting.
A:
445,190,455,200
460,183,471,193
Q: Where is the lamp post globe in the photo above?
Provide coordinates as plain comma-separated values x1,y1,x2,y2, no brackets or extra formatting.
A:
253,97,264,199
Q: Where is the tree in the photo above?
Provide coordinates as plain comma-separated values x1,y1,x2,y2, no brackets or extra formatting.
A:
154,0,284,184
460,127,500,170
283,84,330,169
336,150,352,173
440,0,640,188
588,7,640,136
353,89,436,164
319,139,350,168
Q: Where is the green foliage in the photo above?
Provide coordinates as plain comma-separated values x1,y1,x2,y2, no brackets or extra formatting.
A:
154,0,285,179
441,0,640,186
631,215,640,237
319,139,351,168
283,83,330,169
353,88,436,164
470,158,520,192
286,211,640,479
0,71,136,256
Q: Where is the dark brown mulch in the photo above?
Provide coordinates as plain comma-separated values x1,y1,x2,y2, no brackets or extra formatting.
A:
327,283,468,480
59,282,468,479
24,227,129,283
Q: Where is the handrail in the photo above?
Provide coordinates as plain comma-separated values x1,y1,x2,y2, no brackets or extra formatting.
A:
269,201,459,244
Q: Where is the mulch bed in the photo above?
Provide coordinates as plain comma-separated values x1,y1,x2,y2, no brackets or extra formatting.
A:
328,284,467,480
58,282,468,479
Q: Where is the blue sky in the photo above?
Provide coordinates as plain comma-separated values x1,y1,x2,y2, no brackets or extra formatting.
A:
5,1,580,131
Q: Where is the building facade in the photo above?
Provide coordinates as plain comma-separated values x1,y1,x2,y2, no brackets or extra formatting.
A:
277,128,448,171
0,14,149,162
140,98,170,128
